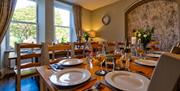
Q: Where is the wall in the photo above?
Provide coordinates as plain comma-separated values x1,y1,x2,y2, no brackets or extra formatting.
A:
178,0,180,40
81,8,92,32
91,0,137,41
127,0,179,51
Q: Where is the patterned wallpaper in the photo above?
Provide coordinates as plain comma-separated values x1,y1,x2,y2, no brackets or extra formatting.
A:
127,0,179,51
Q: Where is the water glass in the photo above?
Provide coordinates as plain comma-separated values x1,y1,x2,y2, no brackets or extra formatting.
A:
105,55,115,72
117,53,131,71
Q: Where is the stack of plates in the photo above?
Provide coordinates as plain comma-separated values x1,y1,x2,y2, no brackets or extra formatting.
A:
135,59,157,67
105,71,150,91
49,68,91,86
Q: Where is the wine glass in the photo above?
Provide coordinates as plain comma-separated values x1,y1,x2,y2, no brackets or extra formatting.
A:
95,52,107,76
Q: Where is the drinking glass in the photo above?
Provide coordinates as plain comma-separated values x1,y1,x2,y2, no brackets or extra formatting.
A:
95,52,107,76
117,53,131,71
105,55,115,72
115,58,123,70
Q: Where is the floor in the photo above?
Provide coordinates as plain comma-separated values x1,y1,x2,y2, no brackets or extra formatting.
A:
0,76,39,91
0,58,40,91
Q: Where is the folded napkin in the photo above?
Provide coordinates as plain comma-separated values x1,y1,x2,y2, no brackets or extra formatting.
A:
50,64,64,70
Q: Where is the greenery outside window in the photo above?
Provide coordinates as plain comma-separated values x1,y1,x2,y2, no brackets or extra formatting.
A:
54,1,75,43
7,0,37,49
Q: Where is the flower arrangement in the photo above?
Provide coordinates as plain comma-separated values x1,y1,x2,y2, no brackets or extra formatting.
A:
135,26,155,49
83,32,90,42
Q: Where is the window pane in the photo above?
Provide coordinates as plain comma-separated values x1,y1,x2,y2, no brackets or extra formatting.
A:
54,8,70,26
55,27,70,43
12,0,36,22
9,23,37,48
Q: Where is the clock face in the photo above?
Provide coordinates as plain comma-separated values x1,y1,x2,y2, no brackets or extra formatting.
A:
102,15,111,25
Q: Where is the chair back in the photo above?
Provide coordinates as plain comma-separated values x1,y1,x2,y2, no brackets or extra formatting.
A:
90,42,103,52
148,53,180,91
116,41,125,50
170,46,180,54
15,43,43,74
47,43,74,63
175,41,180,47
105,41,116,53
74,42,86,58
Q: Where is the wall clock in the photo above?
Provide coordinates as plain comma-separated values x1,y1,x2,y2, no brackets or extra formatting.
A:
102,15,111,25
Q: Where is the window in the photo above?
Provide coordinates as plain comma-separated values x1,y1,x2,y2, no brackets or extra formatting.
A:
54,1,75,43
8,0,37,49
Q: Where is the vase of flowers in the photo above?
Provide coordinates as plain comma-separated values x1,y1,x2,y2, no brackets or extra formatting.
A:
135,26,154,50
83,32,90,42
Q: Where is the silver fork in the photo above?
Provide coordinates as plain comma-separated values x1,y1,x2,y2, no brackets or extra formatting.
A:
85,81,101,91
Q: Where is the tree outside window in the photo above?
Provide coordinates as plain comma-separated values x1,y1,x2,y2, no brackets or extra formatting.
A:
9,0,37,48
54,6,71,43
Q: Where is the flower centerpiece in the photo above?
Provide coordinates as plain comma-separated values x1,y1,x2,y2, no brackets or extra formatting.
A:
135,26,155,50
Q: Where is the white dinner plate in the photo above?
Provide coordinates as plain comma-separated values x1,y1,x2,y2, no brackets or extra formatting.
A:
58,59,84,66
153,51,165,54
49,68,91,86
146,53,161,58
135,59,157,67
105,71,150,91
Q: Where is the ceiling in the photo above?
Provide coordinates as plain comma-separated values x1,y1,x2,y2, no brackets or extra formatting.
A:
63,0,120,10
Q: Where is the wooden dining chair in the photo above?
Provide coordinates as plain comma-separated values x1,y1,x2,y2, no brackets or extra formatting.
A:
116,41,125,50
147,53,180,91
170,46,180,54
46,43,74,64
90,42,103,52
73,42,86,58
175,41,180,47
15,43,43,91
105,41,116,54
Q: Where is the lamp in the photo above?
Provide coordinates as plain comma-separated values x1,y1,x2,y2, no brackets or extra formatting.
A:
88,31,96,38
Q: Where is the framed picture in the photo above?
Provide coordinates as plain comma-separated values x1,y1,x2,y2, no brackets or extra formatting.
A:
102,15,111,25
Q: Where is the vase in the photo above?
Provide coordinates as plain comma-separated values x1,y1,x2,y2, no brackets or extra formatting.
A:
142,43,148,50
85,37,89,42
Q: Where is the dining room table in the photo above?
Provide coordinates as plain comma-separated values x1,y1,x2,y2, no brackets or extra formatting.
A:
36,53,160,91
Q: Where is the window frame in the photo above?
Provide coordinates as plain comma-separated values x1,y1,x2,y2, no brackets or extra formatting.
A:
6,0,38,49
54,1,74,43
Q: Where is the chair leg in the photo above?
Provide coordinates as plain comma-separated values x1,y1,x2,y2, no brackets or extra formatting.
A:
40,77,44,91
16,75,21,91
